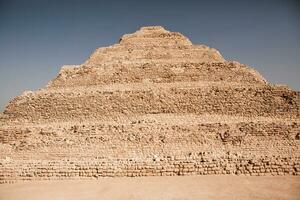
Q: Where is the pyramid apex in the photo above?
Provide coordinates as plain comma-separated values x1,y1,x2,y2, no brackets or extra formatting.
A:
139,26,167,31
118,25,192,46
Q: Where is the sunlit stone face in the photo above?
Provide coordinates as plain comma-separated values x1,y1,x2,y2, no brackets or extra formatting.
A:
0,26,299,183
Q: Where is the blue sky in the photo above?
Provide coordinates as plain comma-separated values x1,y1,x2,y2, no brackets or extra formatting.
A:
0,0,299,111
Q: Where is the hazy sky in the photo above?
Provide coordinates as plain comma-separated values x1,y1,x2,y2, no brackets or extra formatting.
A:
0,0,299,111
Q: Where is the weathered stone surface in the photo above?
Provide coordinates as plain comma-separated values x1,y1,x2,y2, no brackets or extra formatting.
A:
0,26,299,183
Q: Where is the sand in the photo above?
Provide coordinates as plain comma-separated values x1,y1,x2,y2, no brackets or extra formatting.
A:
0,176,299,200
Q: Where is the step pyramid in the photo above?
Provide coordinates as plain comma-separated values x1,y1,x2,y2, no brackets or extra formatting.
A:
0,26,299,183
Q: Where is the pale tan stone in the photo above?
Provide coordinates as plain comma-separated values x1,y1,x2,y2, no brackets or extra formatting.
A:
0,26,299,183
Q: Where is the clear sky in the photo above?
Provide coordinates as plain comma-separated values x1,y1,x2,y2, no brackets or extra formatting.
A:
0,0,299,111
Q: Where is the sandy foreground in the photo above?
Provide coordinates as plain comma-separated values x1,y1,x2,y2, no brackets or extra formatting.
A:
0,176,299,200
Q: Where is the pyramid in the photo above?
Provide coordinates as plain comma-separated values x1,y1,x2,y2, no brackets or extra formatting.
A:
0,26,299,183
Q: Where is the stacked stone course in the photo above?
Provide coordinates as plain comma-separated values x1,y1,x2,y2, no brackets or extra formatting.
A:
0,26,299,183
1,156,299,184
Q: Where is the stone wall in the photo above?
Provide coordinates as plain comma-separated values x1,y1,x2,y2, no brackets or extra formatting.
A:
1,115,299,157
1,155,299,184
1,114,299,183
4,84,299,122
47,62,266,89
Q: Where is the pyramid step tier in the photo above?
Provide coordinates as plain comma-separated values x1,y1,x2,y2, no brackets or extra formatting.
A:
1,155,299,184
1,114,299,182
84,45,224,66
4,82,299,122
1,114,299,159
47,62,266,89
0,155,300,184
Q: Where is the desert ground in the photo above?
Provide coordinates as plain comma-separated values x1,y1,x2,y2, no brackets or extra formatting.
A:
0,176,299,200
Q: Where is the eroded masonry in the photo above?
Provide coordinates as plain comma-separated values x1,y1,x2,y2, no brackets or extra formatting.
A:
0,26,299,183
